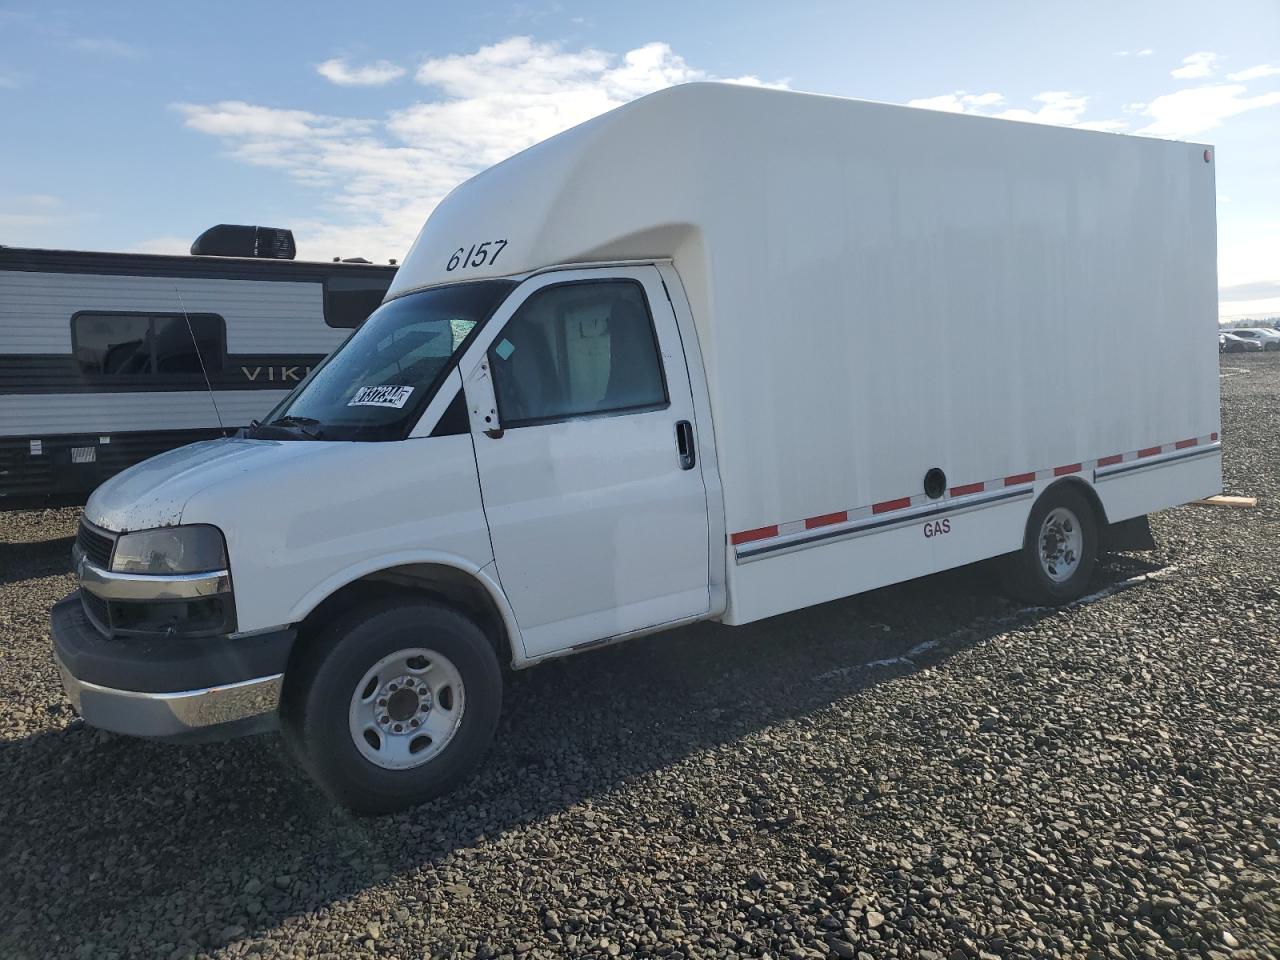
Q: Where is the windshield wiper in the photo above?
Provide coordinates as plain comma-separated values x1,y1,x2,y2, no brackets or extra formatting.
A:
265,415,323,440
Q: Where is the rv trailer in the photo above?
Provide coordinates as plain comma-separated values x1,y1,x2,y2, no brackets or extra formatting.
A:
0,225,396,506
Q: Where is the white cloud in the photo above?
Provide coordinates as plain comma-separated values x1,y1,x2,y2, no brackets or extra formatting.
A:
130,236,192,255
1218,219,1280,308
0,71,18,89
0,213,58,228
0,194,71,229
1114,49,1154,57
1172,51,1219,79
1073,119,1129,132
1220,279,1280,302
908,89,1124,131
175,38,785,262
70,36,139,58
1227,63,1280,82
1137,84,1280,137
14,193,60,208
316,58,406,87
907,91,1004,113
175,101,373,140
995,90,1090,125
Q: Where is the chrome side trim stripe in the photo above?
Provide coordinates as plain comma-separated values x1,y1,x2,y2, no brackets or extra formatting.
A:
736,485,1032,563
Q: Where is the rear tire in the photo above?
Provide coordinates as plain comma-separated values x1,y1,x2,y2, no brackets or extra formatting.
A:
997,484,1099,606
281,598,502,814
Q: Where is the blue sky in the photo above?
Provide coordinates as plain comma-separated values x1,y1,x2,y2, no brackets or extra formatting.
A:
2,0,1278,319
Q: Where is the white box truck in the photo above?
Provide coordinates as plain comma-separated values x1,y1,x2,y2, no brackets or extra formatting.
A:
50,83,1221,812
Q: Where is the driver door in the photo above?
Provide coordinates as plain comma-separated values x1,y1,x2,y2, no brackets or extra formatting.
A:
461,266,710,660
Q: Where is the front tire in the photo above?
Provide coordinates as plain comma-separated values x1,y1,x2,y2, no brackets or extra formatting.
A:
997,484,1099,606
282,598,502,814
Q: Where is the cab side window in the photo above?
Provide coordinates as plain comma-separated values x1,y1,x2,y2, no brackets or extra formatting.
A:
489,280,668,427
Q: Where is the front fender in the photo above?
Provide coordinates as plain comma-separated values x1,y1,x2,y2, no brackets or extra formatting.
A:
284,550,528,666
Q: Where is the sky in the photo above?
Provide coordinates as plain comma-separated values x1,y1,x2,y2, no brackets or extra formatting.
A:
1,0,1278,320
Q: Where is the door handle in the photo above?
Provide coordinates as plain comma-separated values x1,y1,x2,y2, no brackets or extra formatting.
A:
675,420,696,470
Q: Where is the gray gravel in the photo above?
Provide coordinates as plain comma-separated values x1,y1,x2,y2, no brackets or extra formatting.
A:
1,353,1277,960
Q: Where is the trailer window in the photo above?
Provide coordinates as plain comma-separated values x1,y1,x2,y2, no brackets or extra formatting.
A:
490,280,668,427
72,313,225,376
325,274,393,329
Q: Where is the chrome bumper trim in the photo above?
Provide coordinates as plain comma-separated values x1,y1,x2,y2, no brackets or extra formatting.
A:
55,653,281,739
79,560,231,601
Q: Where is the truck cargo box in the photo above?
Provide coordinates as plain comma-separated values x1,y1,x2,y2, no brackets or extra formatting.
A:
392,82,1220,622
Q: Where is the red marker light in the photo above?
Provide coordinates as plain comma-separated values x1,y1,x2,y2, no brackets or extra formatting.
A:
1204,149,1212,163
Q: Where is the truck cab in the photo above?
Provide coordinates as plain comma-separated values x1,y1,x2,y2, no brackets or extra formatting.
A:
53,260,724,813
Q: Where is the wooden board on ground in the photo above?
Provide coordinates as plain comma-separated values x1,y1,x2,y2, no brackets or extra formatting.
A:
1193,495,1258,508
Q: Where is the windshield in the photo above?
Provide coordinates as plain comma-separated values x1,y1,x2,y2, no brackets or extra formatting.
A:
257,279,517,441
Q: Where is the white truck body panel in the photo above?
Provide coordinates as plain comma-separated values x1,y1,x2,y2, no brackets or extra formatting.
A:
392,82,1221,624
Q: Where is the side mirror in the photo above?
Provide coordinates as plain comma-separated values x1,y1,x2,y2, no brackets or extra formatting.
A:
464,357,503,439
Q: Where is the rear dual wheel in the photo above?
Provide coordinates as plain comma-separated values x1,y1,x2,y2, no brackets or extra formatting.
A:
282,598,502,814
997,484,1099,606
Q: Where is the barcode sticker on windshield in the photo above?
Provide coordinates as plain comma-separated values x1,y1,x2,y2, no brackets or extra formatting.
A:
348,385,414,408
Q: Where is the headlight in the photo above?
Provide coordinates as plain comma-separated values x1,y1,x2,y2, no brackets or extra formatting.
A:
111,525,228,575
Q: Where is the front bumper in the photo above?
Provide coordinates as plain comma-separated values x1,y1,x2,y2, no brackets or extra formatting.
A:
50,593,295,741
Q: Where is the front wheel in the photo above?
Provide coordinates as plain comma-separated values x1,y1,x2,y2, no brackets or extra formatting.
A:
282,598,503,814
996,485,1099,606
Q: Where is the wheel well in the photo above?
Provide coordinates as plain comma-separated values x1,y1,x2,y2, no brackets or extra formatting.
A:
1025,477,1109,546
294,564,513,668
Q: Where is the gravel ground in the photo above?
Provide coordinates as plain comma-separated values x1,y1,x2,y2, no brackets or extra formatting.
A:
0,354,1276,960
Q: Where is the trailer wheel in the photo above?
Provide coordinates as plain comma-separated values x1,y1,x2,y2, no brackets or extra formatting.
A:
281,598,502,814
997,484,1099,606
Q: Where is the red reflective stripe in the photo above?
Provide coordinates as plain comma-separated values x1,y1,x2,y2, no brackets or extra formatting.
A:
1211,431,1218,442
805,511,848,529
733,440,1202,548
872,496,912,515
731,525,778,546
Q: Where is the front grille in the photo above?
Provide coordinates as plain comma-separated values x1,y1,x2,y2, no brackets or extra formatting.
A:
81,590,111,635
76,520,115,569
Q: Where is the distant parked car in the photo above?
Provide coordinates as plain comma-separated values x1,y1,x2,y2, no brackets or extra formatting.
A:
1230,328,1280,351
1220,332,1263,353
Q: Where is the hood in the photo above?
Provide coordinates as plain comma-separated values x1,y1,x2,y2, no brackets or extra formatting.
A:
85,438,326,531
